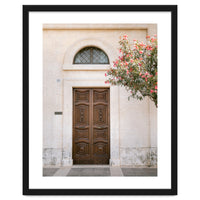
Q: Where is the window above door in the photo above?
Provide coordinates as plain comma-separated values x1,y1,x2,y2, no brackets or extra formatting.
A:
62,39,114,71
73,46,109,65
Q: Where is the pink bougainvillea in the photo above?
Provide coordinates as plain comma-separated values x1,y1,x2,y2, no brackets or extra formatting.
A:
105,34,158,107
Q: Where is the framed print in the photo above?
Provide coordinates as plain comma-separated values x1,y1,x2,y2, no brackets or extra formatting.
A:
23,5,177,195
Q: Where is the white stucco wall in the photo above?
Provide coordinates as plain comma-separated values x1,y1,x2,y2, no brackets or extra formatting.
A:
43,24,157,167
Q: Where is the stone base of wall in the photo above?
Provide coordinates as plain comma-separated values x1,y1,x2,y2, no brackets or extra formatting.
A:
120,147,157,167
43,147,157,167
43,148,63,167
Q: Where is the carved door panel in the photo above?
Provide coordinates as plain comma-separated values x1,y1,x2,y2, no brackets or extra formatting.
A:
73,88,110,164
92,89,110,164
73,89,91,164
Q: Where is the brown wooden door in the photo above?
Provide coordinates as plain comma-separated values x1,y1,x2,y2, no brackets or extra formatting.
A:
73,88,110,164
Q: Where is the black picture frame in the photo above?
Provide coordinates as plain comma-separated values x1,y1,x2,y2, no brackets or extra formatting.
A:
23,5,177,195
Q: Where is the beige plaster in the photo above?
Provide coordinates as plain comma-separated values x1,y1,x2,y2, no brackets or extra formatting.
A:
43,24,157,167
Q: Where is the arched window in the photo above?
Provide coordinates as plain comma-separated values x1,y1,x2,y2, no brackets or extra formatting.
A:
73,47,109,64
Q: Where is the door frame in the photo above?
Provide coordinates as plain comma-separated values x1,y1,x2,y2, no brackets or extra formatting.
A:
62,79,120,166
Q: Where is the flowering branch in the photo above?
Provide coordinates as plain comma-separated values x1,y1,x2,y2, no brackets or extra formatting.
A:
105,34,158,107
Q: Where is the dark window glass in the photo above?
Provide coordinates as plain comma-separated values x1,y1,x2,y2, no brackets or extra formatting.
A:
73,47,109,64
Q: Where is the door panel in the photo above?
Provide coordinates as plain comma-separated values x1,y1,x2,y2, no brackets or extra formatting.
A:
73,89,91,164
75,89,90,103
92,89,109,164
93,128,108,141
75,105,89,126
93,105,108,126
73,88,110,164
93,89,109,103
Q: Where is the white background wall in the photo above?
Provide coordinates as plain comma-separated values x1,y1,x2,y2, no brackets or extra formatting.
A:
0,0,199,199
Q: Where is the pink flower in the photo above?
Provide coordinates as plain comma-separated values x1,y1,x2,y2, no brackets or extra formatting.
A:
130,59,134,63
145,72,149,76
123,34,128,40
139,72,142,76
105,73,107,77
118,56,123,61
147,45,153,51
139,57,143,60
125,61,128,66
105,80,109,84
139,51,143,54
127,70,129,74
146,35,150,39
150,90,154,93
139,43,145,47
126,54,129,58
133,39,137,42
116,60,118,64
138,63,142,66
154,34,157,37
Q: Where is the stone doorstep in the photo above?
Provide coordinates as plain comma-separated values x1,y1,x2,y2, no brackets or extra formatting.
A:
43,168,157,176
43,165,157,169
110,167,123,176
121,168,157,176
72,165,110,168
43,168,59,176
53,167,71,176
120,165,157,168
67,168,111,176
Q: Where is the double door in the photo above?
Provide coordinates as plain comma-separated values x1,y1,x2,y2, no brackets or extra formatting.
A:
73,88,110,164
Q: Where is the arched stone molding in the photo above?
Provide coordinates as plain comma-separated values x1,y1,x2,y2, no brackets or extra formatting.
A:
62,38,118,70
